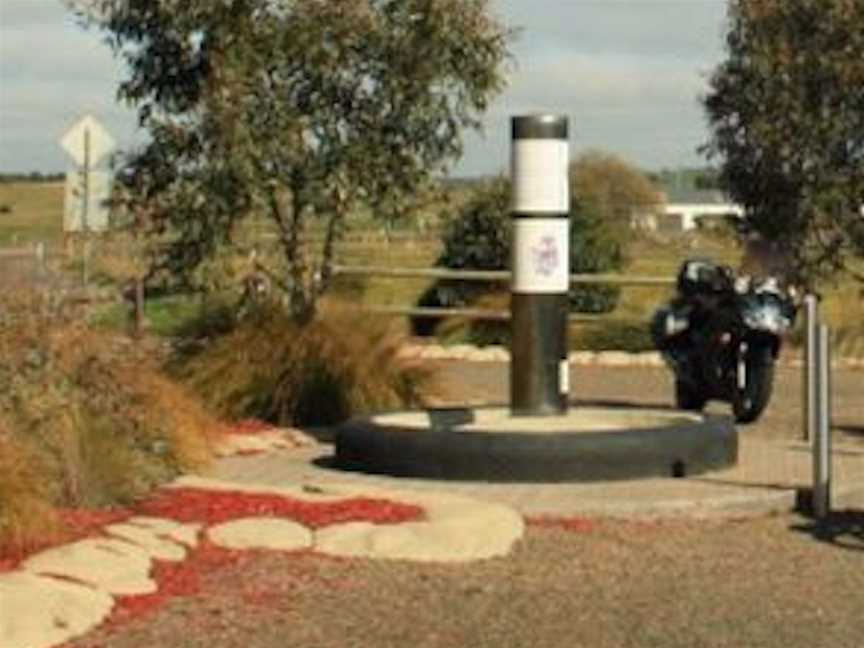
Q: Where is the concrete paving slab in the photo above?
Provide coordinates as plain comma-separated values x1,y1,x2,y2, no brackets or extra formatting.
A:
207,518,313,551
0,571,114,648
22,538,156,596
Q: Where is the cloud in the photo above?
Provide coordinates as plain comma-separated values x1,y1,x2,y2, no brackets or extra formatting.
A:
0,0,729,174
452,0,727,175
0,1,138,172
495,0,728,61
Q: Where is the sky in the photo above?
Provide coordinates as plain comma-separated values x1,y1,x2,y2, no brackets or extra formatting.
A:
0,0,730,176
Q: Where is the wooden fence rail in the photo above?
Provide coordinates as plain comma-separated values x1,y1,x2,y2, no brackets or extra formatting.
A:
332,264,675,286
331,264,675,321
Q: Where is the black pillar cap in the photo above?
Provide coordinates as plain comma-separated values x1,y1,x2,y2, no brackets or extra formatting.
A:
512,115,569,140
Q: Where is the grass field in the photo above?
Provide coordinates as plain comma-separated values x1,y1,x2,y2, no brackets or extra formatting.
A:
2,181,862,356
0,182,64,245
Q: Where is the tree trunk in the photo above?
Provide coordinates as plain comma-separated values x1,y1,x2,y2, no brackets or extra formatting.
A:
273,180,315,324
133,277,145,337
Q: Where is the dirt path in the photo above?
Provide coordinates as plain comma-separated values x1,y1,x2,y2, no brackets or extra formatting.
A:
62,362,864,648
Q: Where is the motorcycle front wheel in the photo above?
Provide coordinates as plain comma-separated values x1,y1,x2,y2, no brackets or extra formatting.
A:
732,347,775,424
675,378,707,412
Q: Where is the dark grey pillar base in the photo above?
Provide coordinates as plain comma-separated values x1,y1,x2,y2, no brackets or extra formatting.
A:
510,293,568,416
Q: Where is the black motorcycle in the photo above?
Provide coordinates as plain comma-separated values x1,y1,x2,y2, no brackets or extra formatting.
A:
651,259,797,424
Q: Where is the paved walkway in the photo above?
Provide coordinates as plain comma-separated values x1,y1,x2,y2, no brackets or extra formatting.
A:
212,437,864,518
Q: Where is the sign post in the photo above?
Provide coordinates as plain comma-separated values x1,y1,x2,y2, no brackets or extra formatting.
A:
59,115,115,287
510,115,570,416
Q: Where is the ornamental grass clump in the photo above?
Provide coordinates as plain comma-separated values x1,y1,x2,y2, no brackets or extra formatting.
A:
0,289,219,553
175,300,437,427
0,425,61,559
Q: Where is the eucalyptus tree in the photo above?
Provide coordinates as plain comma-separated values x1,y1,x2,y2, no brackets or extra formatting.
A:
72,0,511,319
704,0,864,285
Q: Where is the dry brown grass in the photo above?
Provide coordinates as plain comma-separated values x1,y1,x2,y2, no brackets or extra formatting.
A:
0,422,61,557
175,299,439,426
0,288,221,550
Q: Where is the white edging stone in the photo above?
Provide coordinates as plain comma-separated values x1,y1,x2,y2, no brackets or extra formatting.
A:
207,518,313,551
22,538,156,596
0,571,114,648
313,484,524,563
169,476,524,563
105,523,188,561
127,517,203,548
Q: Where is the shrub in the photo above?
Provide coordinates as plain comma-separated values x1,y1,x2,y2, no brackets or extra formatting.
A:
570,319,655,353
434,292,511,347
0,428,61,557
174,300,438,427
414,171,634,340
0,289,219,550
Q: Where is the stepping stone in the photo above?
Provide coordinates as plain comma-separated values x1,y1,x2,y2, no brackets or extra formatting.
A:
127,517,202,548
104,523,187,561
207,518,313,551
0,571,113,648
169,476,349,504
313,487,524,563
23,538,156,595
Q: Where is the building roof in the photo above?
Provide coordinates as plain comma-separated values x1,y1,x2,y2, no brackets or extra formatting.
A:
662,188,731,205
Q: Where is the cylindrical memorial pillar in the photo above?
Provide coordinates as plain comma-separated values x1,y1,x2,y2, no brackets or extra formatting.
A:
510,114,570,416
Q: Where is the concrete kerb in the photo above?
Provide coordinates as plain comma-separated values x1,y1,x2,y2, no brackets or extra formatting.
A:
336,407,737,483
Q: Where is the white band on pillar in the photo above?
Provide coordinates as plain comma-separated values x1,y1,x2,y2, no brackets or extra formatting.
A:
512,219,570,293
512,140,569,213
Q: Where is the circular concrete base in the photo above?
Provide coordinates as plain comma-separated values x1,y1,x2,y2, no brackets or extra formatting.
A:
336,406,737,483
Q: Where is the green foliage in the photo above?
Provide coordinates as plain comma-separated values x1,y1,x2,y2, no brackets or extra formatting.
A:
704,0,864,285
92,295,210,338
571,320,654,353
413,178,510,336
174,301,437,427
73,0,511,319
414,154,661,336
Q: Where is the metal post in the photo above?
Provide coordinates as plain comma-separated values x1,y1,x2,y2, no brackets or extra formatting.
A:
82,127,91,288
812,324,832,518
510,115,570,416
34,241,45,277
803,294,819,442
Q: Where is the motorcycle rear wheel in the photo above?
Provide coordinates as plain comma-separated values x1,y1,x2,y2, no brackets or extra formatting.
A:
732,348,775,424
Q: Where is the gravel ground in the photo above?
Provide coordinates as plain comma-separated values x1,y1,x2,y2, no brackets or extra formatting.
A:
63,361,864,648
67,515,864,648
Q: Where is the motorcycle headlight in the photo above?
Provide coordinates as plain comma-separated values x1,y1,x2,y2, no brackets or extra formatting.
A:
743,302,790,334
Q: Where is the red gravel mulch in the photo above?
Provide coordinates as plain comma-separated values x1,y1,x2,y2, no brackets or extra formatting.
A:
137,487,425,529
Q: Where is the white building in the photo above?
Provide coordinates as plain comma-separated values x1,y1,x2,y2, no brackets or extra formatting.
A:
661,189,743,232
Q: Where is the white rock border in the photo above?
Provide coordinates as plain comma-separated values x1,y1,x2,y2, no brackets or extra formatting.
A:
173,476,525,563
398,342,864,370
0,475,524,648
